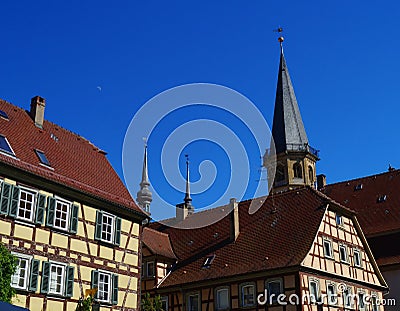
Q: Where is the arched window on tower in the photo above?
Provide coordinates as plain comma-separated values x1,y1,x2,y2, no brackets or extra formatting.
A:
308,166,314,184
276,165,285,182
293,163,302,179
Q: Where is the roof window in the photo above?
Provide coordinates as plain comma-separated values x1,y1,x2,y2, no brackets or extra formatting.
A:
0,110,9,120
35,150,51,166
354,183,363,191
0,135,15,156
377,195,387,203
203,255,215,268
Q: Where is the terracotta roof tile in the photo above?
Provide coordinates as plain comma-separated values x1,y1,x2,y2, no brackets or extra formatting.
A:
142,227,177,259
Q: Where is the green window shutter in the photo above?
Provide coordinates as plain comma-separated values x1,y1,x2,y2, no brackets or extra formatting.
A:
8,185,20,218
40,261,50,294
0,182,12,215
112,274,119,305
65,266,75,297
29,259,40,292
114,217,121,246
69,204,79,234
91,270,99,299
46,197,56,227
94,211,103,241
35,193,46,225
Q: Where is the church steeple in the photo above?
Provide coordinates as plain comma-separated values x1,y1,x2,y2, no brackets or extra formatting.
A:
184,155,192,205
136,143,152,214
264,37,319,192
176,155,194,221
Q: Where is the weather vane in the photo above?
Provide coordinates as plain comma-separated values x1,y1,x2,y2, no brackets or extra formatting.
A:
142,137,148,147
185,154,189,164
273,26,284,48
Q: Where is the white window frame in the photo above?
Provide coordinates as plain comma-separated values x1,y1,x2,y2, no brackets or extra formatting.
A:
354,248,363,268
371,293,379,311
309,278,321,304
11,253,32,290
240,282,256,307
215,286,230,310
100,212,115,243
48,261,66,296
52,197,72,231
187,292,200,311
336,213,343,226
16,186,37,222
0,134,16,157
161,296,168,311
97,270,113,303
343,286,353,309
266,278,283,304
146,261,155,277
357,290,366,311
326,281,337,306
339,244,349,263
323,238,334,259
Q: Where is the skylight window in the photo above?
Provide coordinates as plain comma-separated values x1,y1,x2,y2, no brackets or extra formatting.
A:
35,150,51,166
0,110,9,120
354,183,363,191
377,195,387,203
0,135,15,156
203,255,215,268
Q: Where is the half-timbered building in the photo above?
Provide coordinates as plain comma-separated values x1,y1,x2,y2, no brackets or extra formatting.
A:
0,96,146,310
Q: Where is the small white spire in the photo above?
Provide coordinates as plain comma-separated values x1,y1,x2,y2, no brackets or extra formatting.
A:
137,140,152,214
184,154,192,204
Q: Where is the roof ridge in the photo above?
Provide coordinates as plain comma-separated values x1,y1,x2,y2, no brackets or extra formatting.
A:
326,169,400,187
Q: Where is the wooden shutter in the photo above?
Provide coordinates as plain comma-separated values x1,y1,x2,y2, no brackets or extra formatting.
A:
91,270,99,299
112,274,119,305
35,193,46,225
29,259,40,292
69,204,79,234
8,185,20,218
65,266,75,297
0,182,12,215
94,211,103,241
46,197,56,227
41,261,50,294
114,217,121,246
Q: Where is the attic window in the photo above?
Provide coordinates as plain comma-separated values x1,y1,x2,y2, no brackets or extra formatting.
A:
0,110,9,120
203,255,215,268
377,195,387,203
35,150,51,166
354,183,363,191
0,135,15,156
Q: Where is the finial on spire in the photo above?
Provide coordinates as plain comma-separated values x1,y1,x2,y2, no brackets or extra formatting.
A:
184,154,192,204
273,26,284,53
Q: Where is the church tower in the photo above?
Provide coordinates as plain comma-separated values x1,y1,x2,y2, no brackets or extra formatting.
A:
136,143,152,214
264,37,319,193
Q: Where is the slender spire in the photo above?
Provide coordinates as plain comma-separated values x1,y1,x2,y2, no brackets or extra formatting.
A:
184,154,192,204
136,141,152,214
271,36,309,154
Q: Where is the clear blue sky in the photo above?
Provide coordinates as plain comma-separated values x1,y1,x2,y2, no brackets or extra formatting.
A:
1,1,400,216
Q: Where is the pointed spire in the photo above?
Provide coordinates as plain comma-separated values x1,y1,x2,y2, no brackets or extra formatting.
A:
271,37,309,154
136,141,152,214
184,154,192,204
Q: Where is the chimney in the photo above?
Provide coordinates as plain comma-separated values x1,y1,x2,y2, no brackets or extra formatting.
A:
317,174,326,190
30,96,46,128
229,198,239,241
176,202,189,221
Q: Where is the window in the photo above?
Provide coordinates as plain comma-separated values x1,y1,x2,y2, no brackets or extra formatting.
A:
35,150,51,166
266,278,283,303
354,249,362,268
358,291,366,310
354,183,363,191
95,211,121,246
343,286,353,308
293,163,302,178
336,213,343,226
326,282,337,305
308,166,314,183
0,109,9,119
215,287,229,310
147,261,155,277
377,195,387,203
323,238,333,259
203,254,215,268
11,254,39,292
0,135,15,156
240,283,255,307
41,261,74,297
54,199,70,230
187,292,200,311
309,279,320,304
371,294,378,311
91,270,118,305
47,197,79,233
340,244,349,263
18,188,36,222
161,296,168,311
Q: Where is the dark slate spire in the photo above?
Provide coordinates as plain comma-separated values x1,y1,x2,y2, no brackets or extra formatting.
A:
271,43,309,154
136,143,152,214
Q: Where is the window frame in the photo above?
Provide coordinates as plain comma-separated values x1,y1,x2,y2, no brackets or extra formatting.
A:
186,291,200,311
293,162,303,179
240,282,256,307
48,261,67,296
52,197,72,231
308,278,321,304
215,286,230,311
343,285,353,309
101,212,115,244
0,134,16,157
353,248,363,268
266,278,283,304
326,281,338,306
161,296,168,311
357,290,366,311
146,261,155,277
11,253,32,290
335,213,343,226
97,270,113,304
323,238,334,259
35,149,51,166
371,293,379,311
339,244,350,264
17,186,37,223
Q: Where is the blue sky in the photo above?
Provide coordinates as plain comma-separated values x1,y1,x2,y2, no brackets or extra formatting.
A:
1,1,400,217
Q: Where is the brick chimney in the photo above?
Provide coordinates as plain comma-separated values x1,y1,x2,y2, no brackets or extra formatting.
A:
229,198,240,242
317,174,326,190
30,96,46,128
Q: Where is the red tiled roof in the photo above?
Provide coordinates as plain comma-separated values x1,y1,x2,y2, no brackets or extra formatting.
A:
0,98,143,215
150,187,332,288
142,227,177,259
323,170,400,236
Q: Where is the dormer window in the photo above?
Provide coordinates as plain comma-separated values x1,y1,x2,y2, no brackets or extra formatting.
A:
0,135,15,156
35,150,51,166
293,163,302,178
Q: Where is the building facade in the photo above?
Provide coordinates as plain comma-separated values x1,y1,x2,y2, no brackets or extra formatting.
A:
0,97,146,310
